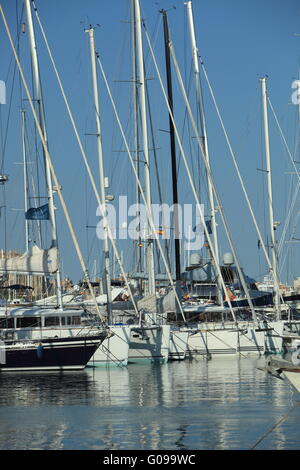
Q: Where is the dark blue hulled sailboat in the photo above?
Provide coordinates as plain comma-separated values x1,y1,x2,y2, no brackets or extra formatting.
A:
0,331,108,372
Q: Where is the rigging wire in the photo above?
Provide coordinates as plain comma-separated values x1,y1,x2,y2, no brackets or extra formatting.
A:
1,20,24,174
250,399,300,450
0,3,106,321
0,1,25,260
97,53,187,322
267,96,300,280
23,109,44,246
198,62,284,309
30,0,141,316
145,19,267,321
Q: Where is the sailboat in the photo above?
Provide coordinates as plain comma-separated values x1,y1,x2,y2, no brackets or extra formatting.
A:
144,1,295,358
0,333,107,372
101,1,263,360
80,15,172,365
82,26,131,367
180,8,300,357
145,2,262,357
0,0,110,370
265,353,300,394
108,0,172,364
251,77,300,354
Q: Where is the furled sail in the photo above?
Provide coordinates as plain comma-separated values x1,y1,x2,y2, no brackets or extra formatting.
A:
0,244,58,275
25,204,49,220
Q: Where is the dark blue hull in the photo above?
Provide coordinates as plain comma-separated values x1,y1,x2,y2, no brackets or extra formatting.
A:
224,293,273,308
0,334,107,371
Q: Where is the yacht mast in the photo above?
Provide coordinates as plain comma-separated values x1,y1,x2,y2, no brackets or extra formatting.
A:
131,0,143,292
134,0,156,296
161,9,181,310
185,0,223,306
86,26,112,323
24,0,63,309
260,76,281,319
21,109,29,251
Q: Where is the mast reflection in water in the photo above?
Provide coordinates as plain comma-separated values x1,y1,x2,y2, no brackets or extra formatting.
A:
0,358,299,450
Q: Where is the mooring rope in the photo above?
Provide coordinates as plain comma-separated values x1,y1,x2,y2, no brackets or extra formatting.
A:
250,400,300,450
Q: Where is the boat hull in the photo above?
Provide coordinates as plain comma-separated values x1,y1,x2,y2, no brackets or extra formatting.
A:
169,330,189,360
184,323,265,357
282,370,300,392
0,334,106,372
128,325,170,364
88,325,130,367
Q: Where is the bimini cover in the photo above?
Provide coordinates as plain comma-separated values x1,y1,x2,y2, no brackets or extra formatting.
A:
0,245,59,275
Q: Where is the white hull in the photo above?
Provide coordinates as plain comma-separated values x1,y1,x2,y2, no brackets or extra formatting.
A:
264,321,300,354
175,320,300,357
184,323,266,357
282,371,300,393
169,330,189,360
128,324,170,364
89,325,130,367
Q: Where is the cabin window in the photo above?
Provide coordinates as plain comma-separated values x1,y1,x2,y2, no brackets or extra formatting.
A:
44,316,60,327
16,317,41,328
0,318,14,328
63,316,81,326
60,316,75,326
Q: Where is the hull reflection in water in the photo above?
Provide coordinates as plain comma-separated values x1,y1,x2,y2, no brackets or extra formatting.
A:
1,357,299,450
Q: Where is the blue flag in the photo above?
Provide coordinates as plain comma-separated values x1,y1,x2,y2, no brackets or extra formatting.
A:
25,204,49,220
193,220,212,235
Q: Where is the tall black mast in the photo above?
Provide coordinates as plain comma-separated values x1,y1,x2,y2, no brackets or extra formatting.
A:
161,9,181,285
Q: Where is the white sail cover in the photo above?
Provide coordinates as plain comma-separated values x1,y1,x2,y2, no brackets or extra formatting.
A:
0,245,59,275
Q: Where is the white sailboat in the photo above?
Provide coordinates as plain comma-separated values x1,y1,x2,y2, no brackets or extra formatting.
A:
30,0,172,365
82,10,172,365
151,1,264,357
84,25,131,367
140,1,300,359
265,352,300,394
124,0,171,363
256,77,300,354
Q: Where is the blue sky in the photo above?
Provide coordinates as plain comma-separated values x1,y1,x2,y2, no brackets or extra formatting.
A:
1,0,300,286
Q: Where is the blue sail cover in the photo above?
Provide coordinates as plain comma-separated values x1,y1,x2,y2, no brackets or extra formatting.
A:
25,204,49,220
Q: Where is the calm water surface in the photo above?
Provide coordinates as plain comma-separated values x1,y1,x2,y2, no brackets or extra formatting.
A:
0,357,299,450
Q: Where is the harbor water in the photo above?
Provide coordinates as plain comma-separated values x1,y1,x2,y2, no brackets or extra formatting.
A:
0,356,300,451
